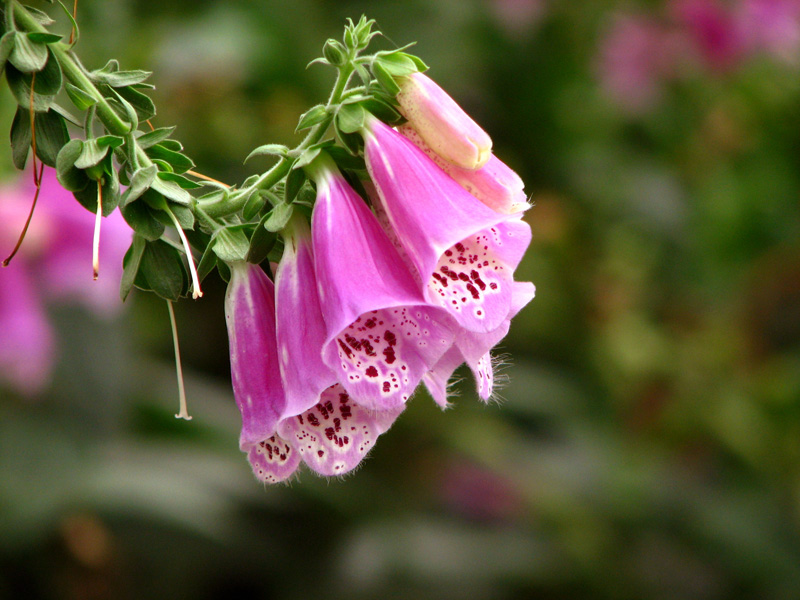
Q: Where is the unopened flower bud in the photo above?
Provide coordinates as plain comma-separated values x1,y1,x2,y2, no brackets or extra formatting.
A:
395,72,492,170
323,39,348,66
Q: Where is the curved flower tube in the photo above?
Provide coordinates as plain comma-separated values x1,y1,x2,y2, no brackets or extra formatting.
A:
396,72,492,170
308,158,456,410
364,116,531,335
398,124,531,215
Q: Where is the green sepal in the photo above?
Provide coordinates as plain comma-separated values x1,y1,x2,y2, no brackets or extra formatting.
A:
284,164,306,204
245,143,289,163
217,260,231,284
136,126,176,149
264,201,294,233
32,108,69,167
135,239,186,301
72,159,120,216
150,175,192,205
246,215,277,264
354,62,371,86
327,144,367,172
56,1,79,46
371,60,400,96
157,171,203,189
23,7,56,26
9,32,47,73
120,234,146,301
115,85,156,121
64,82,97,110
120,165,157,207
157,139,183,152
55,139,89,191
74,138,110,169
242,190,267,221
120,192,166,241
5,62,57,112
322,39,347,67
10,107,31,170
336,102,366,134
296,104,329,132
336,128,362,156
212,226,251,263
0,32,16,77
27,33,62,45
374,51,420,78
361,97,402,125
196,242,218,283
146,143,194,173
294,146,323,169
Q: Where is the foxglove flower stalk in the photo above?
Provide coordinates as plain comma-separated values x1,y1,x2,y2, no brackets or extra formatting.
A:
395,72,493,170
224,260,404,483
364,116,531,335
398,124,531,214
0,169,131,395
308,157,456,410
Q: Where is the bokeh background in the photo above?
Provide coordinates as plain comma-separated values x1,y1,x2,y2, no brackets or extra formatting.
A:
2,1,800,598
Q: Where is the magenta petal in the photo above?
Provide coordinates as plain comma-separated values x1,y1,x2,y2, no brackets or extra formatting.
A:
365,118,525,333
275,218,338,418
224,262,285,451
248,434,301,483
0,265,56,395
312,169,455,409
423,346,465,408
277,383,403,477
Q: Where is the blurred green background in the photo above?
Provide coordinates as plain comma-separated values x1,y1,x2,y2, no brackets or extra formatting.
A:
2,1,800,598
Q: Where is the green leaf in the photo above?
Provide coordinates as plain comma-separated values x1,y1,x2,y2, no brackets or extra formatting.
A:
245,144,289,163
246,215,277,264
264,202,294,233
33,109,69,167
64,82,97,110
10,107,31,170
168,203,195,229
371,61,400,96
27,33,62,45
212,227,250,263
296,104,329,132
361,97,402,125
120,165,157,207
196,242,217,282
136,126,176,149
120,235,146,301
72,167,120,216
74,138,110,169
327,145,367,172
354,62,371,86
157,139,183,152
9,33,47,73
242,190,266,221
55,139,89,191
109,91,138,131
147,143,194,173
120,193,165,241
56,1,80,46
284,165,306,204
336,102,366,134
136,239,186,301
92,69,152,87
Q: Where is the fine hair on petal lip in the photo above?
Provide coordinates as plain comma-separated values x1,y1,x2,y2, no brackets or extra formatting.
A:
486,351,513,405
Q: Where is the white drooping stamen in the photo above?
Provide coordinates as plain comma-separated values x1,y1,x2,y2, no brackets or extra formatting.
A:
92,183,102,280
166,208,203,299
168,300,192,421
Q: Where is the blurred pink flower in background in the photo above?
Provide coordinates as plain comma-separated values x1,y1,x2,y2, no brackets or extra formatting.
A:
741,0,800,63
598,13,677,113
673,0,747,71
490,0,547,39
0,169,132,395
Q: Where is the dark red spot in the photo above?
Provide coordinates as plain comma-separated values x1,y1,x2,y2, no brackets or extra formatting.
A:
341,404,352,419
345,333,362,351
383,346,396,364
445,250,453,257
384,330,397,346
382,381,391,393
365,317,377,328
308,414,320,427
455,242,465,253
466,283,480,299
365,366,379,378
338,339,353,358
432,272,449,287
458,272,470,282
318,450,324,457
362,340,376,357
470,270,486,290
489,282,498,290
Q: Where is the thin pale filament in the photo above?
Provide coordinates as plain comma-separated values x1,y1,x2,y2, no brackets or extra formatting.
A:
185,170,230,188
68,0,78,45
2,162,44,267
166,209,203,299
168,300,192,421
92,182,102,280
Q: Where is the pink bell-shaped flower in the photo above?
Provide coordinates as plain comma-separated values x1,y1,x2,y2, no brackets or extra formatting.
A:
364,116,531,335
396,72,493,170
308,156,456,410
